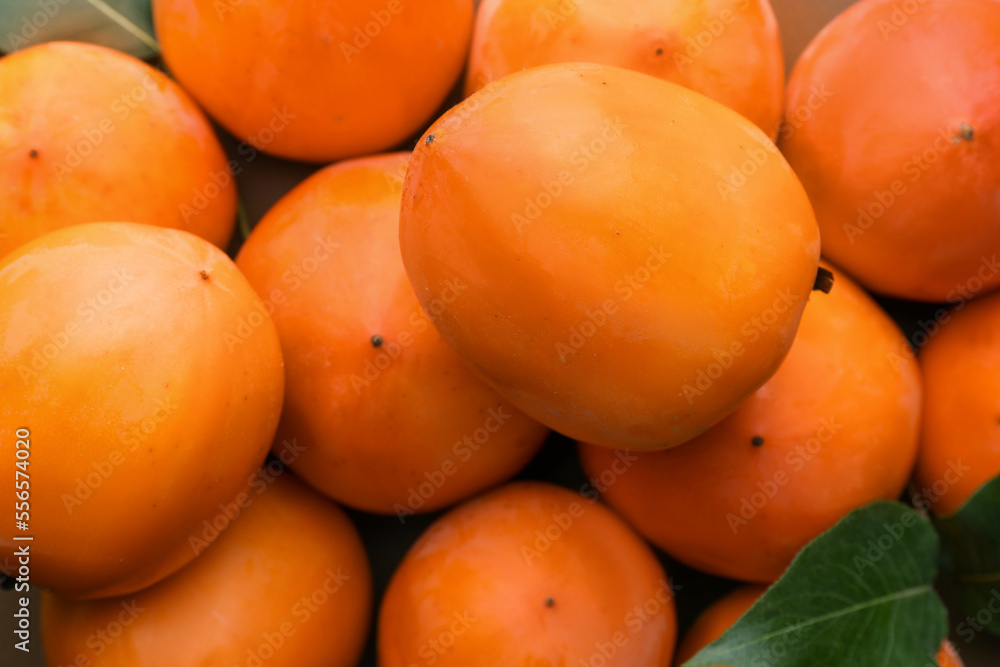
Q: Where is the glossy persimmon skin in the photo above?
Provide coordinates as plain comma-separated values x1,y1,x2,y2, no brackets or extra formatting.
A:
579,264,922,582
466,0,785,138
672,585,962,667
0,223,284,599
235,153,548,515
780,0,1000,301
0,41,235,260
153,0,473,163
41,474,371,667
400,62,820,451
916,291,1000,516
378,481,677,666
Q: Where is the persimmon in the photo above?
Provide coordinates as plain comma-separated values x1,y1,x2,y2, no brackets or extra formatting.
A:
579,264,922,582
466,0,785,138
0,223,284,599
378,481,677,666
673,585,963,667
42,474,371,667
780,0,1000,301
916,290,1000,515
235,153,548,515
938,642,966,667
152,0,473,163
0,41,235,260
673,585,768,666
399,62,820,450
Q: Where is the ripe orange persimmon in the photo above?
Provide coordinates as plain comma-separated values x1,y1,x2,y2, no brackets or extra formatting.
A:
378,481,677,666
466,0,785,138
42,474,371,667
673,585,963,667
780,0,1000,301
153,0,473,163
0,223,284,599
0,41,236,260
235,153,548,515
673,585,768,666
579,264,922,582
400,62,820,451
916,290,1000,515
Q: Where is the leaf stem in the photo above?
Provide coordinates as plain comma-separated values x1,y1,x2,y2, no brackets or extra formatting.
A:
84,0,160,53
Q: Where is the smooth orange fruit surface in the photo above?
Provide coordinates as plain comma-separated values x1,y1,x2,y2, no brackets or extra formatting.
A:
780,0,1000,301
938,641,966,667
42,474,371,667
0,223,284,599
0,41,236,260
378,481,677,666
579,264,922,582
235,153,548,516
672,585,962,667
153,0,473,163
916,290,1000,516
466,0,785,138
399,62,820,451
673,585,768,666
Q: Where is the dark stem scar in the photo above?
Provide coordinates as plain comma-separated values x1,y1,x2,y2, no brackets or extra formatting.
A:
813,267,834,293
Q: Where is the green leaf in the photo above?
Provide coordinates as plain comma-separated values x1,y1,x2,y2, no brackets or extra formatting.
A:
935,473,1000,639
684,501,947,667
0,0,158,58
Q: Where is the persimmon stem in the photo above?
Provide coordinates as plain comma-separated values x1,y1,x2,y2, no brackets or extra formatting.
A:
813,267,834,294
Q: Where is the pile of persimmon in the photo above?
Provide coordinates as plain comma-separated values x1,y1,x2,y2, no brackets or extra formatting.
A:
1,0,998,665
